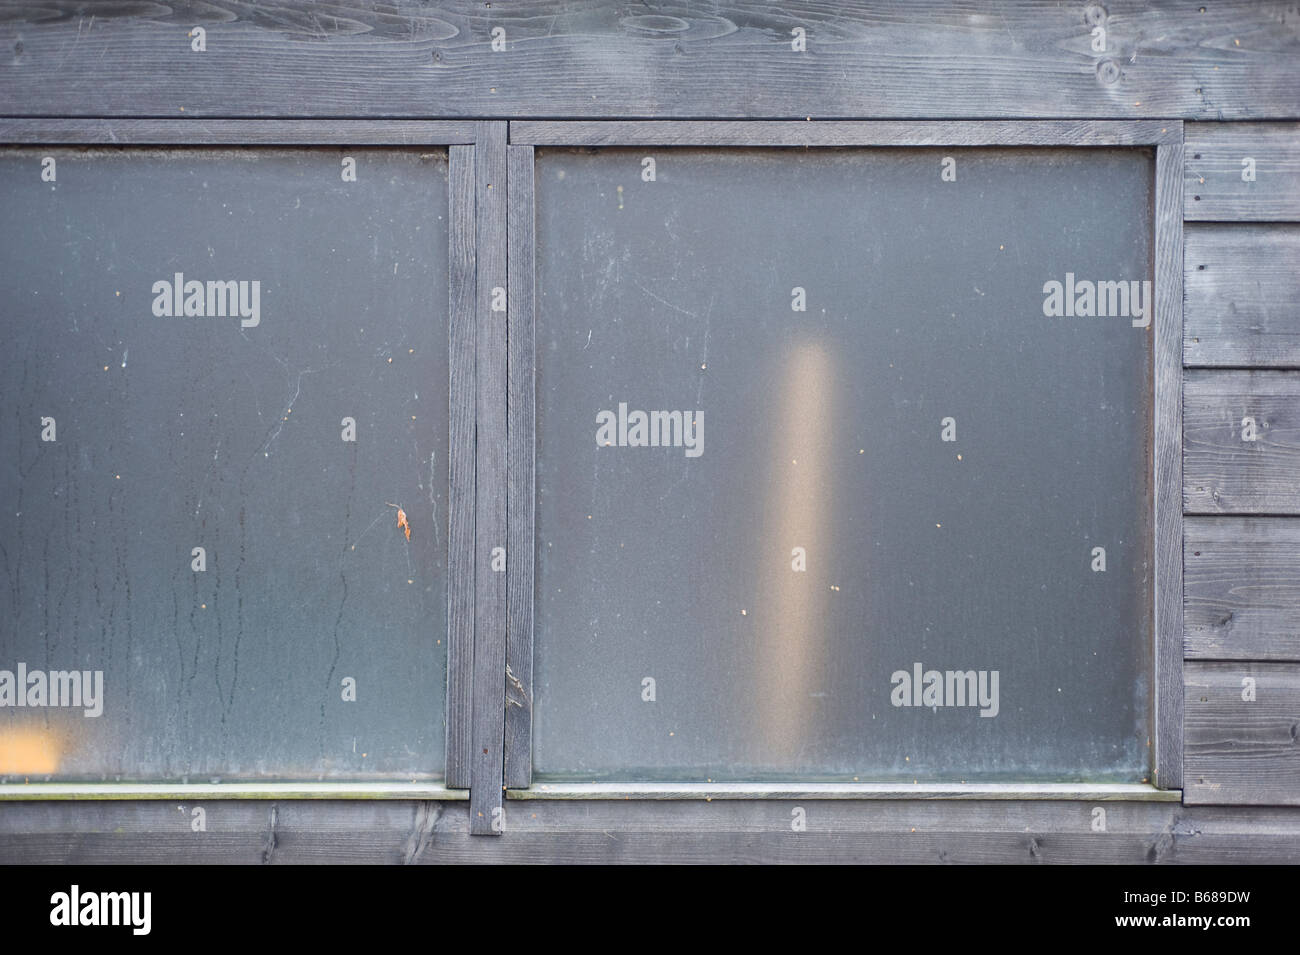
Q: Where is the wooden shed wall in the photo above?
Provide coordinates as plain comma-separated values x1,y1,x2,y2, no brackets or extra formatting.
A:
1,0,1298,863
1182,124,1300,809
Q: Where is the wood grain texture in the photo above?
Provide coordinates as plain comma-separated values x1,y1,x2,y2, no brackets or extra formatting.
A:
504,144,535,790
510,120,1181,146
1186,517,1300,661
1184,370,1300,514
445,145,476,788
7,798,1300,863
0,118,476,144
1,2,1298,120
1185,225,1300,367
1186,122,1300,220
470,122,508,834
1185,661,1300,805
1153,139,1184,790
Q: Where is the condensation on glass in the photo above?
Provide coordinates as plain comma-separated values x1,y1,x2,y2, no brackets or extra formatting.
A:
0,147,449,781
532,147,1154,782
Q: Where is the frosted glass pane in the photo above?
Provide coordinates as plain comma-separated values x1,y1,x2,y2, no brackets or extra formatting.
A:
533,147,1153,782
0,148,449,781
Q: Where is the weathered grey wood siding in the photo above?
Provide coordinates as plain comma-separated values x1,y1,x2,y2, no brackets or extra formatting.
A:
1,1,1297,120
1182,121,1300,811
0,797,1298,864
2,0,1299,861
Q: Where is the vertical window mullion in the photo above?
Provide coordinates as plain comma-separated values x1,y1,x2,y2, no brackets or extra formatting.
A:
505,142,537,791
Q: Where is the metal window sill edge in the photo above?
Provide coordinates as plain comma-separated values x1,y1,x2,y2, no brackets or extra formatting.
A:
508,783,1180,801
0,782,466,801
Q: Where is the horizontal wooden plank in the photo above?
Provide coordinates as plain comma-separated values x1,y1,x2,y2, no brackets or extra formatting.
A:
1184,370,1300,514
0,800,454,865
512,120,1180,146
1186,123,1300,220
1186,517,1300,660
1185,661,1300,805
1185,225,1300,367
9,798,1300,863
0,118,477,144
0,2,1297,119
514,782,1178,801
1146,806,1300,864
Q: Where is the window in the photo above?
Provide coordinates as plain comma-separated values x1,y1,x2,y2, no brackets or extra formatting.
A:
0,124,477,795
0,120,1183,825
505,122,1184,797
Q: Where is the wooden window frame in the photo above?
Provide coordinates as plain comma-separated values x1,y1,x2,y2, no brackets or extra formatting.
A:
503,120,1186,809
0,118,491,805
0,118,1185,839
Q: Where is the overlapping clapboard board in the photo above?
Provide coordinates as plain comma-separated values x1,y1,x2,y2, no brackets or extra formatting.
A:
1182,122,1300,806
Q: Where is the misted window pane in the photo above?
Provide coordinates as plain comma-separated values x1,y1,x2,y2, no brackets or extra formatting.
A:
0,148,449,781
533,147,1153,781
